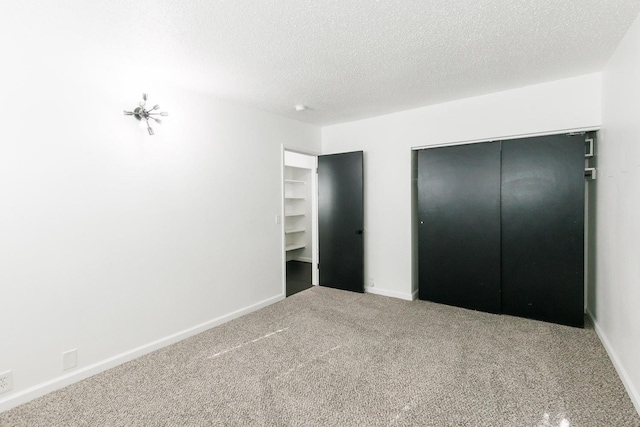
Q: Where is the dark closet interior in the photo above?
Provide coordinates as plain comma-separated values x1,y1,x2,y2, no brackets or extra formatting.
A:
417,133,587,327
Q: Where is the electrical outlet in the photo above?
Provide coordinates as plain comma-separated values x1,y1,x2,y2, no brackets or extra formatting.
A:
62,349,77,371
0,371,13,394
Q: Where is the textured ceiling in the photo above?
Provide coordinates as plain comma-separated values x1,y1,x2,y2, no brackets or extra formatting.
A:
11,0,640,125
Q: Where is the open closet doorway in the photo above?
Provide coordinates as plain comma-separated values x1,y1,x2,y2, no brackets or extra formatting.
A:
282,148,319,297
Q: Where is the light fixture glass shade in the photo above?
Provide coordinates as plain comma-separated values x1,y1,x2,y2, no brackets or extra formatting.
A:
124,93,168,136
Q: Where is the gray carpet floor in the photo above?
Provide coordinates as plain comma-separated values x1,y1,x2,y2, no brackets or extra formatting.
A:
2,286,639,426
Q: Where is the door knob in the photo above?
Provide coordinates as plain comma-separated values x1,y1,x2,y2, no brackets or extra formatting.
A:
355,229,364,235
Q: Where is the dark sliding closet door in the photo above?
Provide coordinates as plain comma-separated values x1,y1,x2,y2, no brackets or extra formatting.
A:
417,142,501,313
501,135,585,327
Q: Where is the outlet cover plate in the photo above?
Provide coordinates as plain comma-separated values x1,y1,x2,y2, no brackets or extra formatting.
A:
62,349,78,371
0,371,13,394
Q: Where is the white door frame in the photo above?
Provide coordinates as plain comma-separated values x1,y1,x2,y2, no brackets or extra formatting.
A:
281,144,321,296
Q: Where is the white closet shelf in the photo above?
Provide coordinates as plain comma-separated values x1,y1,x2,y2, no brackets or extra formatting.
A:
285,197,306,200
285,228,306,234
286,243,306,251
285,213,306,217
284,179,306,184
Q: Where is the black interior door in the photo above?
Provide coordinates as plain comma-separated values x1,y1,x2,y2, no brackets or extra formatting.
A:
501,135,585,327
417,142,502,313
318,151,364,293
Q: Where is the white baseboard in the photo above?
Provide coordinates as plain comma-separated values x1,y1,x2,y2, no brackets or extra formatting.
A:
0,293,285,413
365,286,414,301
587,309,640,416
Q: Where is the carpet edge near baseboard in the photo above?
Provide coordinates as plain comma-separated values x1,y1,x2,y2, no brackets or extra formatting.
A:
0,293,285,413
587,308,640,417
365,286,414,301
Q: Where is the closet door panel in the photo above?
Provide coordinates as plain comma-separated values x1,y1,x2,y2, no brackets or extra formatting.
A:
417,142,501,313
501,135,585,327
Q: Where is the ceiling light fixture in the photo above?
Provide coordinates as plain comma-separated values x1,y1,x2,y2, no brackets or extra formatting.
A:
294,104,307,112
124,93,168,135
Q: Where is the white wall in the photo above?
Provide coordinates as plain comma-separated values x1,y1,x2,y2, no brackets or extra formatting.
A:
590,13,640,413
322,73,601,301
284,151,317,169
0,6,320,411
